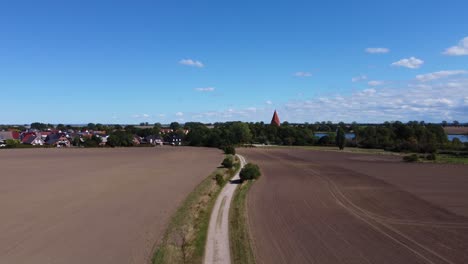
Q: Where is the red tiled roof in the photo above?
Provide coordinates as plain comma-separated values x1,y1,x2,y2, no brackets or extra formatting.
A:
12,131,20,139
271,110,281,127
21,134,33,143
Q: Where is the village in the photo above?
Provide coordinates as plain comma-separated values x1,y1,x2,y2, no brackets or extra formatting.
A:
0,125,187,148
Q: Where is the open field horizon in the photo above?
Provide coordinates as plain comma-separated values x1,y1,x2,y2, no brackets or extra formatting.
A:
0,147,221,264
239,148,468,264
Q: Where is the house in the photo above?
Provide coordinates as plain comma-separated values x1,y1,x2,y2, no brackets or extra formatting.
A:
145,135,163,146
45,133,71,147
160,128,173,134
22,134,45,146
98,135,109,146
132,135,141,145
0,131,20,142
40,131,52,140
168,135,182,146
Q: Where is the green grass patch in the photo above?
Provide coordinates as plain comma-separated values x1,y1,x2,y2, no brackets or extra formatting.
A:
229,180,256,264
270,146,468,164
153,156,241,264
265,145,402,156
429,155,468,165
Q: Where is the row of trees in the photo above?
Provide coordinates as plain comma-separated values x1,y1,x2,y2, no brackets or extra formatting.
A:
184,121,466,153
3,121,466,153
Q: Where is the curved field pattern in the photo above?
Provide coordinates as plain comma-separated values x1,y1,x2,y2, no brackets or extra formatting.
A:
239,148,468,264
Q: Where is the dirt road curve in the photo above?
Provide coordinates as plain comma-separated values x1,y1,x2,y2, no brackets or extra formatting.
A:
0,147,221,264
239,148,468,264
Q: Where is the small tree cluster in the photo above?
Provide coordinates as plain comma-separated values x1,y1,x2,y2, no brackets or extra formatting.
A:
223,145,236,155
221,155,234,168
239,163,261,181
5,139,20,148
215,173,225,186
336,127,346,150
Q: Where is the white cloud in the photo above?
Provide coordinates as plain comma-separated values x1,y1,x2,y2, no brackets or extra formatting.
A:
280,79,468,122
416,70,468,82
368,80,384,86
365,47,390,54
391,57,424,69
195,87,215,92
132,113,150,119
246,107,257,112
294,71,312,77
189,77,468,123
443,37,468,56
352,75,367,82
266,100,273,105
179,59,204,68
175,112,184,117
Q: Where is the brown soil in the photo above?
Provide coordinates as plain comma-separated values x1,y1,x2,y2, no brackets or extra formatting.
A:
0,147,221,264
238,148,468,264
444,126,468,134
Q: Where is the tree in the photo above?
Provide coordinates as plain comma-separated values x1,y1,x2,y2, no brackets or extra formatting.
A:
83,135,102,147
229,122,252,144
336,127,346,150
107,131,134,147
223,145,236,155
87,123,96,130
170,122,181,131
154,123,162,130
5,139,20,148
239,163,261,181
72,136,81,147
221,155,234,168
30,122,47,130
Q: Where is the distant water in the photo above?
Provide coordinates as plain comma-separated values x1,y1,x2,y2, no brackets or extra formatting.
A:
314,133,468,143
315,133,355,139
448,134,468,143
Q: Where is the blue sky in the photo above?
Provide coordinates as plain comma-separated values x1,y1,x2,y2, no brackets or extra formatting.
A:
1,0,467,124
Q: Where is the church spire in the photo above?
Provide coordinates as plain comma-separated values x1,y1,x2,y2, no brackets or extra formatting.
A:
270,110,280,127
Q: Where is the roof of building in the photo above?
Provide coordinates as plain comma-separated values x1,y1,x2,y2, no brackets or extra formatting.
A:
271,110,281,127
0,131,19,140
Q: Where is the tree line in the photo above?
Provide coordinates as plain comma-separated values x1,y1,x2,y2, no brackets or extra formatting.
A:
2,121,466,153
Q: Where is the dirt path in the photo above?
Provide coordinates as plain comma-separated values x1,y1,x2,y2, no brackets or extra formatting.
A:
0,147,221,264
204,155,246,264
239,148,468,264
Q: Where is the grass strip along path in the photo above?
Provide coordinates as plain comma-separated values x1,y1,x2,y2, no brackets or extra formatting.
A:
153,155,241,264
229,180,256,264
203,155,246,264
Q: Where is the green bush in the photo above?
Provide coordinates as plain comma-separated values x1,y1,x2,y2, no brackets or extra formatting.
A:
222,155,234,168
403,154,419,162
239,163,261,181
215,173,225,186
223,145,236,155
5,139,20,148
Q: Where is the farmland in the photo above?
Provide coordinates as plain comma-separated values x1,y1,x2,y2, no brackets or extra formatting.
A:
239,147,468,264
0,147,221,264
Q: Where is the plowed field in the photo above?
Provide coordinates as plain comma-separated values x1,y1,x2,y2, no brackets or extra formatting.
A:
0,147,220,264
239,148,468,264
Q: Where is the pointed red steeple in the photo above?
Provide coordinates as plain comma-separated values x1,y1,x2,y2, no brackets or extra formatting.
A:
270,110,280,127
